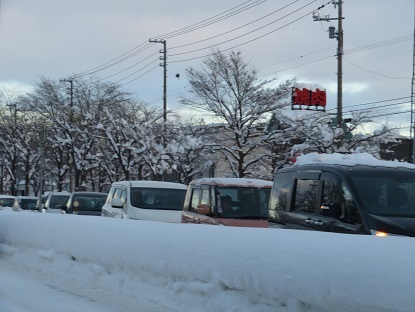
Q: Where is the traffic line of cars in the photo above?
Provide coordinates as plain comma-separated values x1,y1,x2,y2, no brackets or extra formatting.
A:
0,191,108,216
3,154,415,236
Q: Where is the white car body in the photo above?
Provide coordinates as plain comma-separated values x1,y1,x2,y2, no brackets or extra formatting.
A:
43,192,71,213
102,181,188,223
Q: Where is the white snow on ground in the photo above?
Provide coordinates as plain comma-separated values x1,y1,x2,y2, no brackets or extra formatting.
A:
0,210,414,312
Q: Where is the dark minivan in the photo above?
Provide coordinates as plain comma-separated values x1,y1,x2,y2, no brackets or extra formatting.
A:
61,191,108,216
268,163,415,236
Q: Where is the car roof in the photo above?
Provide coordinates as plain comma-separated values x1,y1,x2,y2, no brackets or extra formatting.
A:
48,192,71,197
16,196,38,199
0,195,16,199
189,177,273,188
111,181,187,190
71,191,108,195
294,152,415,169
278,163,415,174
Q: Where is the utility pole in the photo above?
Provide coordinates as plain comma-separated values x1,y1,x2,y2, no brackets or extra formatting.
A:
60,77,74,191
149,38,167,122
38,125,46,207
149,38,167,181
313,0,344,128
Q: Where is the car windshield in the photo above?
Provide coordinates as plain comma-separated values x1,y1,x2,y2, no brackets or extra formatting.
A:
130,188,186,211
50,195,70,208
73,194,107,211
20,198,38,210
217,187,270,219
350,172,415,217
1,198,15,207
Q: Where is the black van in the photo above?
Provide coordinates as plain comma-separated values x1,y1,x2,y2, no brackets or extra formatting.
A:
268,163,415,236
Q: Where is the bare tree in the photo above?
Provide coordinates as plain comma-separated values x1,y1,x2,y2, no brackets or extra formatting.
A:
180,50,293,178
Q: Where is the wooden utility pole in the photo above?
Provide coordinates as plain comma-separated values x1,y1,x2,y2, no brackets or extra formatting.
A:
149,38,167,122
60,77,75,191
38,126,46,206
313,0,344,127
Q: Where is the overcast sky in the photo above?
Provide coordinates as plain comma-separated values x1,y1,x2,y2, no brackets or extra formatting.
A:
0,0,413,135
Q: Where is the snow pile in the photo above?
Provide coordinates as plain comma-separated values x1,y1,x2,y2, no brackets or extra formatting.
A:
294,82,325,91
1,211,415,311
191,177,273,187
295,152,415,169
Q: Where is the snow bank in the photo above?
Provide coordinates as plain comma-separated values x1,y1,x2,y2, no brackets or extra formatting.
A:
1,211,415,311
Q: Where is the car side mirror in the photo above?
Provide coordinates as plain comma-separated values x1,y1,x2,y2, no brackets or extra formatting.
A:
60,205,68,213
196,204,210,214
110,198,124,209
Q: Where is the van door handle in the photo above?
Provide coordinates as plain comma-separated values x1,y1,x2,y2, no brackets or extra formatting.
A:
314,220,324,226
305,219,314,224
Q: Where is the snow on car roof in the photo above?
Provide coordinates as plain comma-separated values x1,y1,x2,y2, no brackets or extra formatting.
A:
294,152,415,169
190,177,273,188
115,180,188,189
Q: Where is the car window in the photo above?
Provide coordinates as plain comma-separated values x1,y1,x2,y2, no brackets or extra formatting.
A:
49,195,70,208
20,198,38,210
320,180,343,218
351,173,415,217
200,189,210,206
269,171,293,212
113,188,126,206
106,186,116,204
190,189,201,212
1,198,15,207
293,179,319,213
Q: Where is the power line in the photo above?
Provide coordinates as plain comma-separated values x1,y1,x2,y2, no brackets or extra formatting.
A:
169,0,300,50
96,51,160,82
75,0,268,78
344,57,411,80
344,35,412,55
112,58,160,85
260,34,413,77
168,0,332,64
169,0,320,58
76,42,153,78
259,46,336,70
116,64,160,88
366,110,411,119
343,101,409,114
160,0,268,40
281,96,411,122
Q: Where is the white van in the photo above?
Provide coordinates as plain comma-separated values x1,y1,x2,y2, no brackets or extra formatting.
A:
102,181,188,223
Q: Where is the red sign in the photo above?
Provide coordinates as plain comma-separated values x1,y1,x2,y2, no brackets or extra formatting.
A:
292,85,326,110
